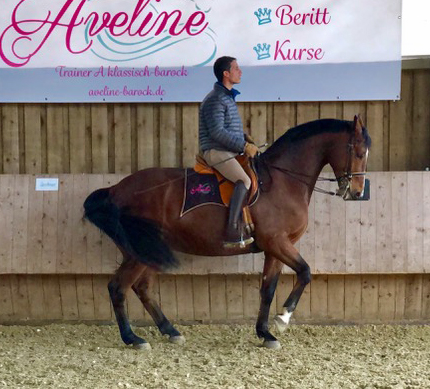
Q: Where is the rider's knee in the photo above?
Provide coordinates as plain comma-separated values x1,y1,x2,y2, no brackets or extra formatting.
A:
243,175,251,190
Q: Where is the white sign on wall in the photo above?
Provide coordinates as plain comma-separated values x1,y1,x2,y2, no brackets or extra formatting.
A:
0,0,402,102
35,178,59,191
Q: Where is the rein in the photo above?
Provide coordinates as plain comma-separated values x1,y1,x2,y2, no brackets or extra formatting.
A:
268,164,340,197
267,164,365,197
260,129,367,198
133,135,368,198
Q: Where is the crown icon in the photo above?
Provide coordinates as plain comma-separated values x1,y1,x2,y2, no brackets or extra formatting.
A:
254,8,272,25
253,43,271,60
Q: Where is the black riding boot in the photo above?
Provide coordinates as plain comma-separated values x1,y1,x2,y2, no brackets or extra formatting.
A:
223,180,254,248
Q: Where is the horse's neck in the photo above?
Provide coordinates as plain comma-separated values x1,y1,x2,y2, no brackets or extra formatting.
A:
272,136,330,200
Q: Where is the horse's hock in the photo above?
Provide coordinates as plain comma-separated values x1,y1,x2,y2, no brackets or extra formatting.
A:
0,171,429,325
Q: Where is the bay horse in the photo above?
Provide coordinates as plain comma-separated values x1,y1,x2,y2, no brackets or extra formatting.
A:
84,115,371,349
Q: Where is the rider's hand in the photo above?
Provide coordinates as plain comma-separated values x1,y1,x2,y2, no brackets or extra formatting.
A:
244,133,255,144
244,142,259,158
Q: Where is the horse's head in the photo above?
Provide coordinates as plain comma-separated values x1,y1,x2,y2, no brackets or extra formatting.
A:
334,115,371,200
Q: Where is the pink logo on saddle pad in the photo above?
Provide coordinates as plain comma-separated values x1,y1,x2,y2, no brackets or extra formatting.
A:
190,183,212,195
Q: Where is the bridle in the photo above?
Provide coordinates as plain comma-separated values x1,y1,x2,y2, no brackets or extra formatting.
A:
335,130,367,199
262,129,368,198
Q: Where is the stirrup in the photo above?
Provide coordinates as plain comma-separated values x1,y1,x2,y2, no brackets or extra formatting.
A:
223,235,254,249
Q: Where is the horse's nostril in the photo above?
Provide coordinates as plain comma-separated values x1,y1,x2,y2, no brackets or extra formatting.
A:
355,191,362,198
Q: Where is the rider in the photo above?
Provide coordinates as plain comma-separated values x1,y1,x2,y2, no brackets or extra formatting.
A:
199,56,259,248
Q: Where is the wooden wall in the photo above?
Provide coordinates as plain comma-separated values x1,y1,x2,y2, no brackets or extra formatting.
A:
0,171,428,324
1,274,429,325
0,66,429,325
0,69,429,175
0,172,429,277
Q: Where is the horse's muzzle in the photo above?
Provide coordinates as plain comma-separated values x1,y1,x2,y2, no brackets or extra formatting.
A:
343,179,371,201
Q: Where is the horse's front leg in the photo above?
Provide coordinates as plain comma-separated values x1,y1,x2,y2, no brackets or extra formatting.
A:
266,233,311,334
256,254,284,349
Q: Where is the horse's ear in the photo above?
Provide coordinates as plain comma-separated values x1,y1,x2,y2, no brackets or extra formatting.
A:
354,114,364,136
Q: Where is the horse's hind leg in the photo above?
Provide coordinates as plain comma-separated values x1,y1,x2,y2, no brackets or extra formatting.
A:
108,257,149,349
256,254,284,349
132,269,185,345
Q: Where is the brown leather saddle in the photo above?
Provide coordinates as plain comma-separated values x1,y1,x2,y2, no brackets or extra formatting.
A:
180,155,259,233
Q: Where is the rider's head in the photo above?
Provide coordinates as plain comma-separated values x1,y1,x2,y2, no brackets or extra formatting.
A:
214,56,242,89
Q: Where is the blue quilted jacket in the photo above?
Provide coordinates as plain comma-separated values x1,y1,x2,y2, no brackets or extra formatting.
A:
199,82,246,153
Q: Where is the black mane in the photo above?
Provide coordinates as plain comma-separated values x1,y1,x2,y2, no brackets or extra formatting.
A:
262,119,371,161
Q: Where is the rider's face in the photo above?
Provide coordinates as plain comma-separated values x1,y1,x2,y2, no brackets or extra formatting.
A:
224,60,242,85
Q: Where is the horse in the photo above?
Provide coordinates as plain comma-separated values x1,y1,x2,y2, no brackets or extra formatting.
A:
83,115,371,349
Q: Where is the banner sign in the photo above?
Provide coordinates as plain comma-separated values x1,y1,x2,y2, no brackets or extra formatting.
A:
0,0,402,102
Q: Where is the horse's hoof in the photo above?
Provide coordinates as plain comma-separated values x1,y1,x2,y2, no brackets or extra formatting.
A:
274,310,293,333
133,342,151,351
169,335,186,345
274,315,288,333
262,340,281,349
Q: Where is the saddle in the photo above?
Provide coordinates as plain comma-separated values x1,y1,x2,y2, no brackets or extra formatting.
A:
180,155,259,233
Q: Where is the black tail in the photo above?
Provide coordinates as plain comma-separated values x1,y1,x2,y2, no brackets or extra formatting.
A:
83,188,178,271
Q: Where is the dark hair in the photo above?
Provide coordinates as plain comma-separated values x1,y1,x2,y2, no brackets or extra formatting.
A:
213,56,236,82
